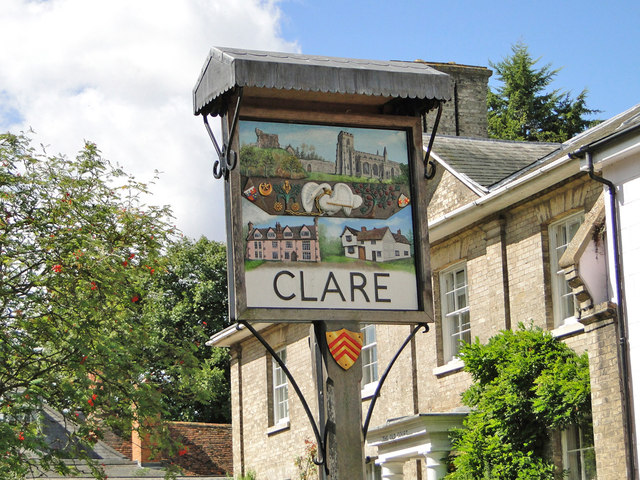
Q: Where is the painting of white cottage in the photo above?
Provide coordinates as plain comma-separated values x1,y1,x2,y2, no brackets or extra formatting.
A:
340,225,410,262
246,218,321,262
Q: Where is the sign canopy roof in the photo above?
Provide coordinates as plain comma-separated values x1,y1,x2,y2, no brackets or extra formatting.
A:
193,47,453,116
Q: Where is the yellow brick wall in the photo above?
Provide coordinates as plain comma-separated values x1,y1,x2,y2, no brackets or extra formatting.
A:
228,173,629,479
426,169,479,222
232,324,318,479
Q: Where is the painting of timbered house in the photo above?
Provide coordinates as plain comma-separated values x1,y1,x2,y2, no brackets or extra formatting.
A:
246,217,321,262
341,225,411,262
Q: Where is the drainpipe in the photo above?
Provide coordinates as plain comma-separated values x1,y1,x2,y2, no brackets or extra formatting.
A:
569,147,635,479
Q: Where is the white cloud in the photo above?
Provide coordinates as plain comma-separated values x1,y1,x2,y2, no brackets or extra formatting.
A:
0,0,299,241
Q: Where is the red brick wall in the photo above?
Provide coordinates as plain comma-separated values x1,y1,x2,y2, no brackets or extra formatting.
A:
166,422,233,476
101,421,232,476
101,427,133,459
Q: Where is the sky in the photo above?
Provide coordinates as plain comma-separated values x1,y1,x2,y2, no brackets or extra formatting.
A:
238,120,409,164
1,0,638,242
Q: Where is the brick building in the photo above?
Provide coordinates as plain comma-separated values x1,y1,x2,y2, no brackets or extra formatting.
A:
209,60,638,479
245,218,321,263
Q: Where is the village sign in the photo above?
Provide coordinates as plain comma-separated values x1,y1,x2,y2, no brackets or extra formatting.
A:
193,47,453,325
193,47,453,479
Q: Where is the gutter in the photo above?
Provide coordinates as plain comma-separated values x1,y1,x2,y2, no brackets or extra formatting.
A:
571,120,640,157
427,107,640,244
568,144,636,479
206,322,271,347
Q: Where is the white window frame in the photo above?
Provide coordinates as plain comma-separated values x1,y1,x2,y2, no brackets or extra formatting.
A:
272,349,289,425
549,212,584,328
361,324,379,399
440,263,471,363
562,423,596,480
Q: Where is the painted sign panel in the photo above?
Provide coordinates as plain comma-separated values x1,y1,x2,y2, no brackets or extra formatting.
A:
238,120,419,311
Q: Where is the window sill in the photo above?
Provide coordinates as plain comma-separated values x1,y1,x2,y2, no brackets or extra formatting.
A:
433,358,464,377
361,381,379,400
267,420,290,436
552,320,585,339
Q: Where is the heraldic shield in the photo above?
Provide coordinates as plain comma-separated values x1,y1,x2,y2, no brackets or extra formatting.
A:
326,328,363,370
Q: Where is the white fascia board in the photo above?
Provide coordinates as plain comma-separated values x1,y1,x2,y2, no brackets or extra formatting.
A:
587,135,640,170
430,151,488,197
429,154,579,243
207,322,272,347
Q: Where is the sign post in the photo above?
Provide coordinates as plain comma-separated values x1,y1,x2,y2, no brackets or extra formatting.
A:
312,320,365,479
193,47,452,479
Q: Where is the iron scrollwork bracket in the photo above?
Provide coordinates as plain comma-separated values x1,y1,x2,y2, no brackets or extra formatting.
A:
362,323,430,441
236,321,328,471
423,102,443,180
203,88,244,181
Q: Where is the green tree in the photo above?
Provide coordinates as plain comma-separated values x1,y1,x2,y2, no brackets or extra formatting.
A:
278,152,305,178
488,42,598,142
259,152,276,177
394,163,410,185
143,236,230,423
0,132,195,479
447,325,592,480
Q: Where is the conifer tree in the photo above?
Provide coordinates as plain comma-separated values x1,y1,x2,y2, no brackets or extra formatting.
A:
488,42,598,142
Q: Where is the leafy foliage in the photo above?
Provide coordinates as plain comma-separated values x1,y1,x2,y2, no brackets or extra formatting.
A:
227,469,257,480
317,224,343,258
0,132,211,478
293,439,318,480
143,236,230,423
239,145,306,179
488,42,599,142
446,325,592,480
351,183,401,217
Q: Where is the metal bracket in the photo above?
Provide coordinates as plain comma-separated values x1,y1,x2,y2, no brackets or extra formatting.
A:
237,321,327,470
203,88,244,180
234,320,429,471
423,102,443,180
362,323,429,441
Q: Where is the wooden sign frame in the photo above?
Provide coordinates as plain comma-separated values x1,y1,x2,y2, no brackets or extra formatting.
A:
222,97,434,324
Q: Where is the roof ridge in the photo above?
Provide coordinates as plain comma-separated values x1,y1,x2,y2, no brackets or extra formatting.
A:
433,134,561,146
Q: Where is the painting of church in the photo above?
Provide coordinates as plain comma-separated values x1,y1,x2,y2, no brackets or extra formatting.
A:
334,131,403,181
340,225,411,262
252,126,404,181
245,218,321,262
